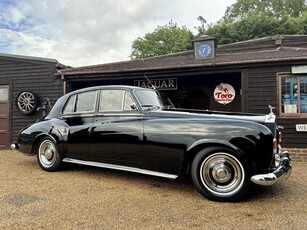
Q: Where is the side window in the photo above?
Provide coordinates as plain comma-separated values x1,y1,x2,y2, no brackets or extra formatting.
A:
99,90,135,112
100,90,124,111
63,95,76,114
63,91,97,114
75,91,97,112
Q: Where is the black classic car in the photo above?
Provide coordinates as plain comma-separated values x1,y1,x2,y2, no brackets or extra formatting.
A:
11,85,292,202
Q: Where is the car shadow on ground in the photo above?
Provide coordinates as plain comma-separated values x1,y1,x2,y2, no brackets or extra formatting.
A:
61,162,286,202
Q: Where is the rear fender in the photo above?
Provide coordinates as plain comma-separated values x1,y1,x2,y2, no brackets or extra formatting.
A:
32,125,67,158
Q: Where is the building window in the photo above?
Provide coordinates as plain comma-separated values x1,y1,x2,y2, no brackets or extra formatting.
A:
279,74,307,116
0,86,8,101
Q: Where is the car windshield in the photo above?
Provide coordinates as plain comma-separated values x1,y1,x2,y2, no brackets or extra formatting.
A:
134,89,174,109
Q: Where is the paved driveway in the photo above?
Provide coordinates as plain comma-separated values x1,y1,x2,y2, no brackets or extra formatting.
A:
0,150,306,229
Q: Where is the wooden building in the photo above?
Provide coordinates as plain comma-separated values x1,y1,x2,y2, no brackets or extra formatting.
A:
0,54,66,147
58,35,307,160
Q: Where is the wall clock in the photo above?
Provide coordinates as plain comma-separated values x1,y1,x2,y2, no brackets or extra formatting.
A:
197,43,212,57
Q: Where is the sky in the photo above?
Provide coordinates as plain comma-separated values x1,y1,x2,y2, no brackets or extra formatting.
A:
0,0,236,67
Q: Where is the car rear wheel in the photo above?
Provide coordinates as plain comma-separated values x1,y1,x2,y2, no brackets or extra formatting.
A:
37,138,61,172
191,147,250,202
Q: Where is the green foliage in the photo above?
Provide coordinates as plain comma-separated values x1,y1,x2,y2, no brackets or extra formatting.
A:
131,21,194,59
206,14,280,43
223,0,307,22
203,0,307,44
131,0,307,58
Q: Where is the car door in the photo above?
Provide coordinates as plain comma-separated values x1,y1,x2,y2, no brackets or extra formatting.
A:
62,90,98,160
90,89,144,167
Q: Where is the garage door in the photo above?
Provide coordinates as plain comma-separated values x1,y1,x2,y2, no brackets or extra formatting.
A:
0,85,9,147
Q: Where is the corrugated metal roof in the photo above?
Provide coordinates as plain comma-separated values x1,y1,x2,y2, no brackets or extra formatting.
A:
0,53,69,69
0,53,57,63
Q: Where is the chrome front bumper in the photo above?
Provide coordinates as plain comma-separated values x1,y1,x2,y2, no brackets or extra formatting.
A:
251,151,292,186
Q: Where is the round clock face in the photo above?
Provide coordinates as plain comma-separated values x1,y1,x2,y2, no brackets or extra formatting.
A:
197,43,212,57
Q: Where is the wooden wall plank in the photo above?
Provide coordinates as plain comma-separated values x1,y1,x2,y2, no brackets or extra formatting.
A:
0,57,63,145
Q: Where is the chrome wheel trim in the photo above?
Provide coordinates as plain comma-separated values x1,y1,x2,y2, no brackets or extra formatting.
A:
17,91,35,113
38,140,57,168
200,152,245,197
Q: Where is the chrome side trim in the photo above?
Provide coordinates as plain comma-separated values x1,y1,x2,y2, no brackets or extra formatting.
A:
95,113,142,117
62,158,178,179
251,152,291,186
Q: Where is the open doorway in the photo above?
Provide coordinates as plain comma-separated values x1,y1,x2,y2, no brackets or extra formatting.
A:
164,72,241,112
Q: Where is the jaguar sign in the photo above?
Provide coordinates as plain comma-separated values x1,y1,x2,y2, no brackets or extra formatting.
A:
134,78,177,90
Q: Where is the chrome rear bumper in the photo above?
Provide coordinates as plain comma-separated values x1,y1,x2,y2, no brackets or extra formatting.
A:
11,143,20,150
251,151,292,186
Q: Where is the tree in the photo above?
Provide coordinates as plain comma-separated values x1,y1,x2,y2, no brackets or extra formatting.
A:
131,0,307,58
200,0,307,44
131,21,194,59
223,0,307,22
205,14,281,43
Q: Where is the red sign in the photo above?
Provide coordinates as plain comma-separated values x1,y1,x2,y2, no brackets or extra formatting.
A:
214,83,235,105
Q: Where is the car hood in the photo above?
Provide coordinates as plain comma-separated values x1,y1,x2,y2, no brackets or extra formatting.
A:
148,108,276,124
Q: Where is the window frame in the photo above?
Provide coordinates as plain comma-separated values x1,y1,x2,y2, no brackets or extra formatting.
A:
278,73,307,118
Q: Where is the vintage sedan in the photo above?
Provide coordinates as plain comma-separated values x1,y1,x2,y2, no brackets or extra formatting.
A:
11,85,292,202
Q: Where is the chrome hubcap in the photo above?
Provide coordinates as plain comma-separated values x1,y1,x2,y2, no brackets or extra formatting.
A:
212,163,232,183
45,147,54,160
200,152,245,197
39,140,56,167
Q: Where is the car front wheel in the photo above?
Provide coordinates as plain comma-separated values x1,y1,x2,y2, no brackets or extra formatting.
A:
37,138,62,172
191,147,250,202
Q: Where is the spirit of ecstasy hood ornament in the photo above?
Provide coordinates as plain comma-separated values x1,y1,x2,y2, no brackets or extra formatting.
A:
268,105,275,115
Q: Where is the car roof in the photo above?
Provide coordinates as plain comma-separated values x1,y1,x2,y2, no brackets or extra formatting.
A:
47,85,153,118
66,85,152,96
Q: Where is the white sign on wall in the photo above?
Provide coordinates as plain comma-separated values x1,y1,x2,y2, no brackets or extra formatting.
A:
292,65,307,74
214,83,236,105
296,124,307,132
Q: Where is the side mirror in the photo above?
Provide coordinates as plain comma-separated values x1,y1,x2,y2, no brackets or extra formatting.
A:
130,103,138,111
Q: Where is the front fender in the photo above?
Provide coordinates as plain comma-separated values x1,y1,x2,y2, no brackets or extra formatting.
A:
180,138,246,176
187,139,242,154
183,131,272,176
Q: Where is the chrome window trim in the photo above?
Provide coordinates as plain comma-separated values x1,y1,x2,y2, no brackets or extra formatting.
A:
61,113,96,119
94,113,142,117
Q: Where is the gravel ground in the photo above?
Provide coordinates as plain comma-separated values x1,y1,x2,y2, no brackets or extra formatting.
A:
0,150,306,230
